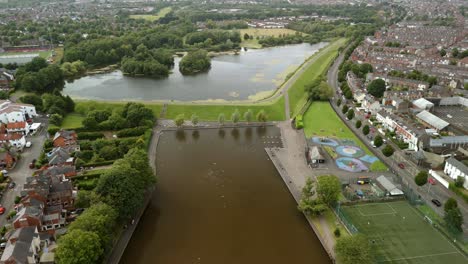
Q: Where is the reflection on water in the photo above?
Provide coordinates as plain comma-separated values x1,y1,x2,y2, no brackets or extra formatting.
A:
63,43,328,101
120,127,331,264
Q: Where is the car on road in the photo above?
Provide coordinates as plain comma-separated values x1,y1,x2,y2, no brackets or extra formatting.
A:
8,182,15,189
431,199,442,207
0,206,5,215
29,159,37,169
25,141,32,148
428,178,436,185
398,163,405,169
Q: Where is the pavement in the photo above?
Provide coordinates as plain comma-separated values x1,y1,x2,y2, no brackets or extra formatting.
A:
0,117,48,228
326,51,468,233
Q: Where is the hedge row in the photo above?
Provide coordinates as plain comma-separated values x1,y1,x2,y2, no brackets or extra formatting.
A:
77,132,105,140
116,126,148,138
83,160,115,168
449,183,468,203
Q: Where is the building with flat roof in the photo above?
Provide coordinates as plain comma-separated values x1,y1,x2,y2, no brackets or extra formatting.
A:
416,110,449,131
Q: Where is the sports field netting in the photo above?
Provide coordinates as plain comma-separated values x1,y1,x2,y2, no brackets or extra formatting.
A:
342,201,467,264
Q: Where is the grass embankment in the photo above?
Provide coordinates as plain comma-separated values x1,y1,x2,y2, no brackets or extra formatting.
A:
287,38,346,117
129,7,172,22
165,96,285,121
240,28,302,49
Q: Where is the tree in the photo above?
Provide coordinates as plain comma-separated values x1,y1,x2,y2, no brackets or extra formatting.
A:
337,98,342,106
175,114,185,127
56,230,103,264
346,109,354,120
445,207,463,233
231,109,240,124
335,235,373,264
244,109,253,123
452,48,459,58
455,176,465,188
179,50,211,75
68,203,118,247
382,144,394,157
74,190,99,209
20,94,43,111
298,178,327,216
256,110,267,122
367,79,386,98
440,49,446,57
49,114,63,126
122,103,155,127
190,114,199,126
243,33,250,40
362,125,370,135
316,175,341,206
373,135,383,147
414,171,428,186
342,105,349,114
355,120,362,128
444,198,458,213
218,113,225,126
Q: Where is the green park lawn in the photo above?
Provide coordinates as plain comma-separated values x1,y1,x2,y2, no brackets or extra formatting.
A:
288,38,346,117
60,113,85,128
0,50,52,58
129,7,172,22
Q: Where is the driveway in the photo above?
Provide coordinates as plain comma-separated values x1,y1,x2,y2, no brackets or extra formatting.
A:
0,118,48,228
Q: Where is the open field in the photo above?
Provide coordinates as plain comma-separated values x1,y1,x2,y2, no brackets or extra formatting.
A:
240,28,302,49
303,101,372,154
0,50,52,58
165,97,285,121
60,113,85,129
52,47,63,64
342,201,467,264
129,7,172,22
288,38,346,117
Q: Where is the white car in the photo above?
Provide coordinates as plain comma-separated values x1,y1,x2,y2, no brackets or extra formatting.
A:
25,141,32,148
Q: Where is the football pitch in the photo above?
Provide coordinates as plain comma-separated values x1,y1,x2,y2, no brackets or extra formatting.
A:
342,201,467,263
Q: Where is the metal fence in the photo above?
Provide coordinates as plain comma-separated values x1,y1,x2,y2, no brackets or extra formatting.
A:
334,204,359,234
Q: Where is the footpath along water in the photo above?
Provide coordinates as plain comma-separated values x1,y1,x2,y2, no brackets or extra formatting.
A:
120,127,331,264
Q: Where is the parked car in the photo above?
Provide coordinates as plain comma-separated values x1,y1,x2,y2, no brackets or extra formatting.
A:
25,141,32,148
0,206,5,215
431,199,442,207
398,163,405,169
0,242,6,249
29,159,37,169
428,178,436,185
8,182,15,189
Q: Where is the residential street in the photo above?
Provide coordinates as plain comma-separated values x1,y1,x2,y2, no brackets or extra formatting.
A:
0,118,48,228
327,53,468,231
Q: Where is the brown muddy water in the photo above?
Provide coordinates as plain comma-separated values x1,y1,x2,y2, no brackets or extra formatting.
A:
120,127,331,264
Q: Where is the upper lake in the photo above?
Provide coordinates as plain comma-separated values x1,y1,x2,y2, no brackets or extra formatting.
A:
63,42,328,102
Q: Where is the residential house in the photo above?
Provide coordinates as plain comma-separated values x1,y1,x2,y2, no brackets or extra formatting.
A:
35,165,77,179
443,157,468,189
6,122,29,135
52,130,80,153
0,133,26,148
47,147,73,166
13,206,43,230
0,227,42,264
362,95,381,114
0,151,16,169
0,100,37,124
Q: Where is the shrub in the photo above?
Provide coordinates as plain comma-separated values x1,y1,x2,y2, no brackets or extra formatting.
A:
355,120,362,128
382,145,394,157
334,228,341,237
362,125,370,135
48,127,60,135
14,196,21,204
448,183,468,203
414,171,428,186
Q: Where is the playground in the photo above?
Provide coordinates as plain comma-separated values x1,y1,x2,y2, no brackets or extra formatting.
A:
340,201,467,263
311,137,381,172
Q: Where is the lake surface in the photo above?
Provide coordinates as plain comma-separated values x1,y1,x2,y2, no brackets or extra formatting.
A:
64,43,328,101
120,127,331,264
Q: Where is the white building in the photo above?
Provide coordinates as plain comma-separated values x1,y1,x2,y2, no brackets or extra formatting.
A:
0,100,37,124
6,121,30,135
444,157,468,189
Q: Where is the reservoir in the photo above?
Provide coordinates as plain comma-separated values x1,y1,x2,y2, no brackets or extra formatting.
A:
120,127,331,264
63,42,328,102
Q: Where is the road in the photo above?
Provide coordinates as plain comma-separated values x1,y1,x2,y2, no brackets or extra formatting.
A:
326,51,468,232
0,117,48,228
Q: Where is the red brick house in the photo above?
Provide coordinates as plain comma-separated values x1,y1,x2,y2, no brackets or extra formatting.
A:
12,206,43,229
0,151,16,169
52,130,80,153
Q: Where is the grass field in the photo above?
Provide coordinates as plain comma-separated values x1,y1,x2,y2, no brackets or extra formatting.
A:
303,101,371,154
240,28,302,49
129,7,172,22
0,50,52,58
165,96,285,121
60,113,85,128
342,201,467,264
287,38,346,117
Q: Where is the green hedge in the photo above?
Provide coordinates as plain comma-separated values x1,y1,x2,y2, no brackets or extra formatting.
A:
116,126,148,138
83,160,115,167
449,183,468,203
77,132,105,140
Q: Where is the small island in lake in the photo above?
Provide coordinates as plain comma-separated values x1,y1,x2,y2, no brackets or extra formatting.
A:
179,50,211,75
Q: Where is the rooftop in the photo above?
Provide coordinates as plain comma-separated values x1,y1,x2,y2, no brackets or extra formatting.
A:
416,110,450,130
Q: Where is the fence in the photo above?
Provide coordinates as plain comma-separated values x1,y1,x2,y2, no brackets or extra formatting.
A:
334,203,359,234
